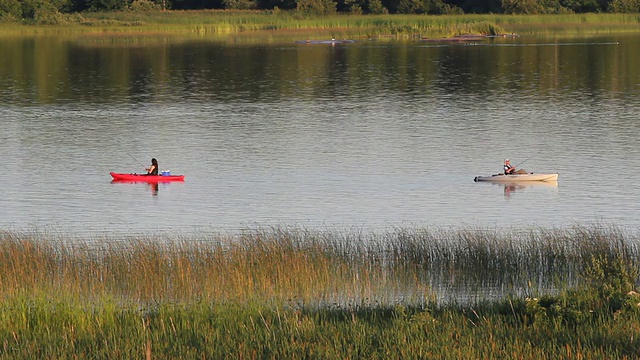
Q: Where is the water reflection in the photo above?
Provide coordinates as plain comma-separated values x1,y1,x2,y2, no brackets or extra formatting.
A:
150,182,159,196
111,180,163,196
497,181,559,199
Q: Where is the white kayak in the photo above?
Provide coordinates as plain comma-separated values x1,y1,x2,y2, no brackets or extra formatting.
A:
474,173,559,182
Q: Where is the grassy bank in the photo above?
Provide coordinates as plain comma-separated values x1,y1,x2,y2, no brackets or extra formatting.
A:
3,291,640,358
1,226,637,305
2,12,640,39
1,226,640,358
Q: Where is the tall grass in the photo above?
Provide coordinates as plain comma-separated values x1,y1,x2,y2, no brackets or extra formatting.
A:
2,293,640,358
3,12,639,38
497,13,640,35
1,226,640,358
0,225,638,305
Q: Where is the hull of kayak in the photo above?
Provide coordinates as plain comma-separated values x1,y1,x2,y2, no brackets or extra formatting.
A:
474,173,558,182
110,172,185,182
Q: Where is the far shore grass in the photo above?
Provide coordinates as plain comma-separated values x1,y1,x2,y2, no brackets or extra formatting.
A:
2,12,640,40
1,225,640,358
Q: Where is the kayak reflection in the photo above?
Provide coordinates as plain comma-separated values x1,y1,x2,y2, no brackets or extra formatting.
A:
149,182,159,196
499,181,558,199
110,179,177,196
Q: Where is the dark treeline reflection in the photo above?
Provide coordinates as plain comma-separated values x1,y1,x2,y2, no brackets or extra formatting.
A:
1,35,638,106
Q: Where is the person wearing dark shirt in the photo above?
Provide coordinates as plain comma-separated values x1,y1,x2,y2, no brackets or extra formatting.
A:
146,158,158,175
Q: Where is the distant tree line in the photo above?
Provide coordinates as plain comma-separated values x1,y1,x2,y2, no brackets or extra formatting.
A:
1,0,639,23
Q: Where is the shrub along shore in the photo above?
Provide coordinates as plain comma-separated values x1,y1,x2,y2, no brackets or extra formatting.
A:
1,225,640,358
2,12,640,39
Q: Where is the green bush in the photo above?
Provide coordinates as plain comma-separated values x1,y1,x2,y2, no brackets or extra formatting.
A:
88,0,130,11
296,0,336,15
0,0,21,19
396,0,429,14
128,0,162,11
367,0,387,13
608,0,640,12
395,0,459,14
560,0,601,12
581,254,639,310
521,254,640,330
17,0,70,24
223,0,258,9
502,0,545,14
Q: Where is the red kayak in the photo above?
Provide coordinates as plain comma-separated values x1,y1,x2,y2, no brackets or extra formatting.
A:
110,172,185,182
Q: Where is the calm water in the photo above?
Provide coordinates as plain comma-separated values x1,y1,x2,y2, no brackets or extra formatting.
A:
1,33,640,234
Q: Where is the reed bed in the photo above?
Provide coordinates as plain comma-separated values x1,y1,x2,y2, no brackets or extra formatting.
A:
3,12,639,38
1,225,640,358
2,12,507,39
0,225,638,305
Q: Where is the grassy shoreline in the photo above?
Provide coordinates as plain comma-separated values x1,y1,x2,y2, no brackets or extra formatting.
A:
1,226,640,358
2,12,640,39
2,225,637,305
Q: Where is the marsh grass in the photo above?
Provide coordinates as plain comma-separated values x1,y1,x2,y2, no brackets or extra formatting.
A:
2,293,639,358
0,228,429,305
3,12,639,39
1,225,638,305
1,225,640,358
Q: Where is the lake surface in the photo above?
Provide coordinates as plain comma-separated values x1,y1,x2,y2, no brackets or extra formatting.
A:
1,33,640,235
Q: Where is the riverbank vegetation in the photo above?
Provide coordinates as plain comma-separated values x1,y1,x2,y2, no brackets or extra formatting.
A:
3,0,640,24
2,0,640,31
1,12,640,39
1,226,640,358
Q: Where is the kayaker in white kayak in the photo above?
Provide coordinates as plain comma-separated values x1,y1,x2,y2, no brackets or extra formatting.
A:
145,158,158,176
503,159,527,175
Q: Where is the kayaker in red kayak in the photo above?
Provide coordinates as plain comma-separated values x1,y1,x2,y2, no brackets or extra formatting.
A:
145,158,158,176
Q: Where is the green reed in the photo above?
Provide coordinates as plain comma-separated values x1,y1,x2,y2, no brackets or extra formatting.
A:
1,225,640,358
2,295,639,358
2,13,505,39
0,225,637,305
3,12,640,39
0,228,427,305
